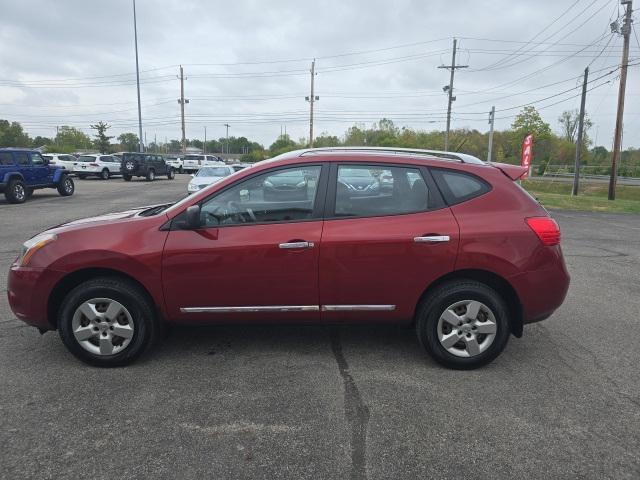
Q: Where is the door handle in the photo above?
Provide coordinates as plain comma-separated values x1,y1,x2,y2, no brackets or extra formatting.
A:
279,241,315,249
414,235,450,243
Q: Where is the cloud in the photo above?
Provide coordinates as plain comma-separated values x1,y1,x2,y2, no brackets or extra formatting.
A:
0,0,637,148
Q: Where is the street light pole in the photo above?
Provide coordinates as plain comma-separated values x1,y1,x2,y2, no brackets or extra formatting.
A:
224,123,230,155
132,0,143,153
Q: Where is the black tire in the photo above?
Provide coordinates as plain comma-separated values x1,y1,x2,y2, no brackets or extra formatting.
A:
4,178,27,204
178,166,183,174
100,168,110,180
58,277,159,367
78,174,88,180
146,169,155,181
415,280,510,370
123,174,132,182
25,187,34,198
56,175,75,196
167,168,175,180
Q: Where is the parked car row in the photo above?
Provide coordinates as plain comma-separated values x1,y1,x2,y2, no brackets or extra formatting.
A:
2,148,253,203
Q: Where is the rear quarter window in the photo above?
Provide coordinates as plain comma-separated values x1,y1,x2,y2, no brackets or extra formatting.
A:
0,152,14,165
431,168,491,205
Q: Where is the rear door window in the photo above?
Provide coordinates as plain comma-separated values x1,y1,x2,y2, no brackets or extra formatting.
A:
15,152,30,165
431,168,491,205
333,164,439,218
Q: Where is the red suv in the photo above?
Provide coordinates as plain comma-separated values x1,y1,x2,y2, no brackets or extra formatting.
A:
7,148,570,369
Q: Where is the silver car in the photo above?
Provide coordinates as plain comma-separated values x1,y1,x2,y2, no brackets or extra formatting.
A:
187,165,234,194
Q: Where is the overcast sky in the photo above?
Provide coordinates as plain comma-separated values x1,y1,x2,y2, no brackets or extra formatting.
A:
1,0,639,149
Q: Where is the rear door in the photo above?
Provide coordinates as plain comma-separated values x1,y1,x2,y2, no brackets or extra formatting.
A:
319,163,459,323
162,163,328,323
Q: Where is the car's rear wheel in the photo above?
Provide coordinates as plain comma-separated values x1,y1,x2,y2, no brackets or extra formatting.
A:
25,187,34,198
101,168,110,180
4,178,27,204
146,169,155,181
57,175,74,196
415,280,510,369
58,277,158,367
167,168,175,180
123,174,132,181
78,174,88,180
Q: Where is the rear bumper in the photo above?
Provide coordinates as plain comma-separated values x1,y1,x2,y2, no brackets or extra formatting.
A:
508,251,570,325
7,265,65,330
74,166,101,174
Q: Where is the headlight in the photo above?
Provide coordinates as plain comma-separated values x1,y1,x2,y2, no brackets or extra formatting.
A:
296,181,306,188
187,183,199,191
19,233,57,267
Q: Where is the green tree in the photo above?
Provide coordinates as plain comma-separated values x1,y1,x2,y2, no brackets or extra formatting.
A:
117,132,140,152
269,134,298,156
511,106,553,165
0,119,31,147
90,121,113,153
55,126,92,151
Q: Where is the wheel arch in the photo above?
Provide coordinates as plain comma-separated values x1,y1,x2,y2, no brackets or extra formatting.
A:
2,171,25,183
47,267,158,329
415,269,523,337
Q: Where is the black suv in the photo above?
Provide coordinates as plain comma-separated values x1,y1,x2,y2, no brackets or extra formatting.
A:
119,153,175,182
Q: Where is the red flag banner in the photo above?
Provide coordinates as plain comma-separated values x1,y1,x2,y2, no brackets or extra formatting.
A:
521,134,534,179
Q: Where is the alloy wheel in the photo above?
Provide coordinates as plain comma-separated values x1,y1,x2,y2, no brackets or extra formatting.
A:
437,300,497,358
14,183,25,201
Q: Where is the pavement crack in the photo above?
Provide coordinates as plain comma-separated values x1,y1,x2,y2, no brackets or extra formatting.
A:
330,327,370,480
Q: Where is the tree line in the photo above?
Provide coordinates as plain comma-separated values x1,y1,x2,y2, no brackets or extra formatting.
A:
1,106,639,175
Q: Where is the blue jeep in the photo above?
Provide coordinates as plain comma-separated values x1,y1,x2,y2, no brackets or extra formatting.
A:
0,148,74,204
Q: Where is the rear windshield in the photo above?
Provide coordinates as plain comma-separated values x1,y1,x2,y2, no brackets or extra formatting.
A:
77,156,97,162
184,155,204,160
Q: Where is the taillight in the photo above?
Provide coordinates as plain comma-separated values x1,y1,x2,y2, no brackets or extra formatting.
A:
526,217,561,246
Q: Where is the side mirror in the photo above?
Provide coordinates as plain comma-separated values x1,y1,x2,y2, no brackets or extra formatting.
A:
185,205,202,229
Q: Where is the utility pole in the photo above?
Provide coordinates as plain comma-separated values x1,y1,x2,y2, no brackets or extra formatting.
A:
438,38,468,151
178,65,189,155
609,0,633,200
203,126,207,155
306,59,319,147
132,0,144,153
487,106,495,162
224,123,230,154
572,67,589,196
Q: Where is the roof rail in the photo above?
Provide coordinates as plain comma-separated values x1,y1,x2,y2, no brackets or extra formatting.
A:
298,146,485,164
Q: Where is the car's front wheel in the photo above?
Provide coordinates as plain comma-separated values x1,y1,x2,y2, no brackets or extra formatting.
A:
56,175,74,196
146,169,155,181
58,277,158,367
416,280,510,369
100,168,110,180
167,168,175,180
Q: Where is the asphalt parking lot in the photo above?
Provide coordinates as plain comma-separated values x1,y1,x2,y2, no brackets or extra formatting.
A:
1,175,639,479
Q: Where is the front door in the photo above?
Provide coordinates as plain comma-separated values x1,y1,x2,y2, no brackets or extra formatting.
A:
319,163,459,323
162,164,328,323
30,152,52,184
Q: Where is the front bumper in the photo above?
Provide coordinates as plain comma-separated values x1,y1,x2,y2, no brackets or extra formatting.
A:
7,264,65,330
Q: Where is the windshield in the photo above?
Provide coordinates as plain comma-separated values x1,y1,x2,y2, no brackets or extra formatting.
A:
197,167,228,177
184,155,203,160
77,156,97,162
